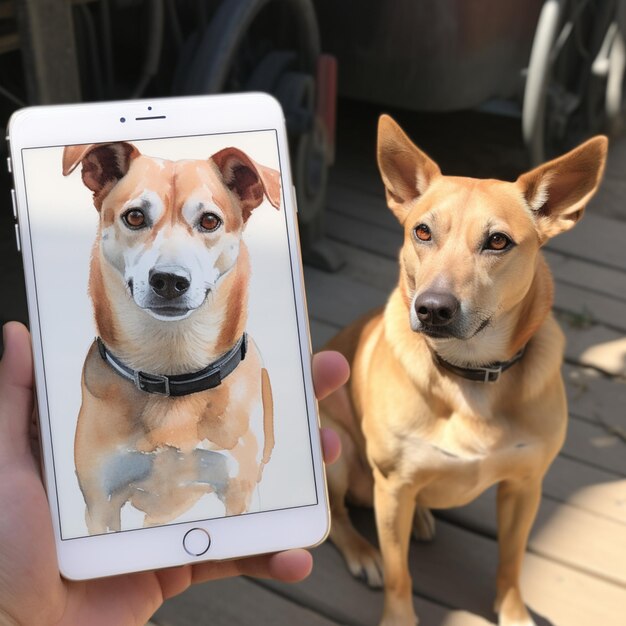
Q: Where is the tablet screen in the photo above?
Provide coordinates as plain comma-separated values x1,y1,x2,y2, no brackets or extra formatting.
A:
20,129,317,539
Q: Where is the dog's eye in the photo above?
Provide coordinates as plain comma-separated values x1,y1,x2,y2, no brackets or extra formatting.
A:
200,212,222,232
414,224,432,242
122,209,146,229
484,233,512,251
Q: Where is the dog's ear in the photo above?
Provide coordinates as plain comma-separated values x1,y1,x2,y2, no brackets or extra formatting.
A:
62,142,140,210
377,114,441,223
211,147,281,220
517,136,608,242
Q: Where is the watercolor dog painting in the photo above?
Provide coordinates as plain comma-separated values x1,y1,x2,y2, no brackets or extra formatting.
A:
62,141,281,534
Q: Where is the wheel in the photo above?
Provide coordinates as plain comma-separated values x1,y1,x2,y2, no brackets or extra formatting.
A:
590,19,626,136
523,0,623,165
523,0,563,165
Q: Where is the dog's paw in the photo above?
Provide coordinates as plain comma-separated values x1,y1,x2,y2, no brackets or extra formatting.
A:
494,589,536,626
412,506,435,542
345,541,384,588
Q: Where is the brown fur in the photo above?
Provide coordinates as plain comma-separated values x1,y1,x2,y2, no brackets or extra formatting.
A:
321,115,607,626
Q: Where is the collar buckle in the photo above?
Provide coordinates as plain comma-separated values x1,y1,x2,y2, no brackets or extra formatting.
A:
134,370,171,396
482,365,503,383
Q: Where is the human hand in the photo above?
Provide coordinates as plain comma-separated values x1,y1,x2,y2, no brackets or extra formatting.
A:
0,322,348,626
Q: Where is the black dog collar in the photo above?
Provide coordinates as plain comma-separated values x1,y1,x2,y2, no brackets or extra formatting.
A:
96,333,248,397
435,345,526,383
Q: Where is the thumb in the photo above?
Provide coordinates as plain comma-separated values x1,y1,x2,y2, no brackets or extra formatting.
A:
0,322,34,464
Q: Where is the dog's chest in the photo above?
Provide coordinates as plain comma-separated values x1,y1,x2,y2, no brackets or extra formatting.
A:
138,355,262,452
400,416,542,509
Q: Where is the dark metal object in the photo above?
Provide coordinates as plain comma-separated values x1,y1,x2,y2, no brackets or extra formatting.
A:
314,0,543,111
14,0,81,103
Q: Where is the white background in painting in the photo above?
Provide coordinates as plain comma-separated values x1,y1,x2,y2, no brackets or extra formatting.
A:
22,130,316,539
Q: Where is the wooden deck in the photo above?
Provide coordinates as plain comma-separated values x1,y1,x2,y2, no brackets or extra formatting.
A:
152,103,626,626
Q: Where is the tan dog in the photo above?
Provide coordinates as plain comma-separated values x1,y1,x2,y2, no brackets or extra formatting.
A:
63,142,280,534
321,116,607,626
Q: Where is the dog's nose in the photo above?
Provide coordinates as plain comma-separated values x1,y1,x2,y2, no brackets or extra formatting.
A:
414,291,460,326
149,269,190,300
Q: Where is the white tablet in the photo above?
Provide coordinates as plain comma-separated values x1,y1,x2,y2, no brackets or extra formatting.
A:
7,93,328,580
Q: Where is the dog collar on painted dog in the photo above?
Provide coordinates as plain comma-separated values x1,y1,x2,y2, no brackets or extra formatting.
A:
434,345,526,384
96,333,248,397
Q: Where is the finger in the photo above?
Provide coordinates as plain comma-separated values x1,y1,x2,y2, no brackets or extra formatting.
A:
0,323,34,463
320,427,341,465
191,549,313,585
312,351,349,400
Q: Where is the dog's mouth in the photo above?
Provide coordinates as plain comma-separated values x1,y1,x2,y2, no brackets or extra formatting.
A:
419,327,456,339
417,316,492,340
470,316,492,337
144,305,195,322
148,305,191,317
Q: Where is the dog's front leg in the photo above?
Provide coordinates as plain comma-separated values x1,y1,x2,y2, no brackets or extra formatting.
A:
374,468,419,626
495,477,542,626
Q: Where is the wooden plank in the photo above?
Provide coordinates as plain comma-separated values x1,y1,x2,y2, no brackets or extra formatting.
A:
328,180,398,232
327,211,401,261
560,322,626,377
564,364,626,429
262,541,492,626
561,416,626,476
349,512,626,626
542,455,626,524
547,212,626,271
590,172,626,222
152,576,338,626
319,239,399,294
304,266,388,328
544,249,626,302
553,282,626,334
439,487,626,587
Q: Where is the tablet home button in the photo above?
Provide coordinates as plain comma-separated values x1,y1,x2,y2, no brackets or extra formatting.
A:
183,528,211,556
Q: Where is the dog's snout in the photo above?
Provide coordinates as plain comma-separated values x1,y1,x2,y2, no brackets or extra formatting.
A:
414,291,460,327
149,269,191,300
